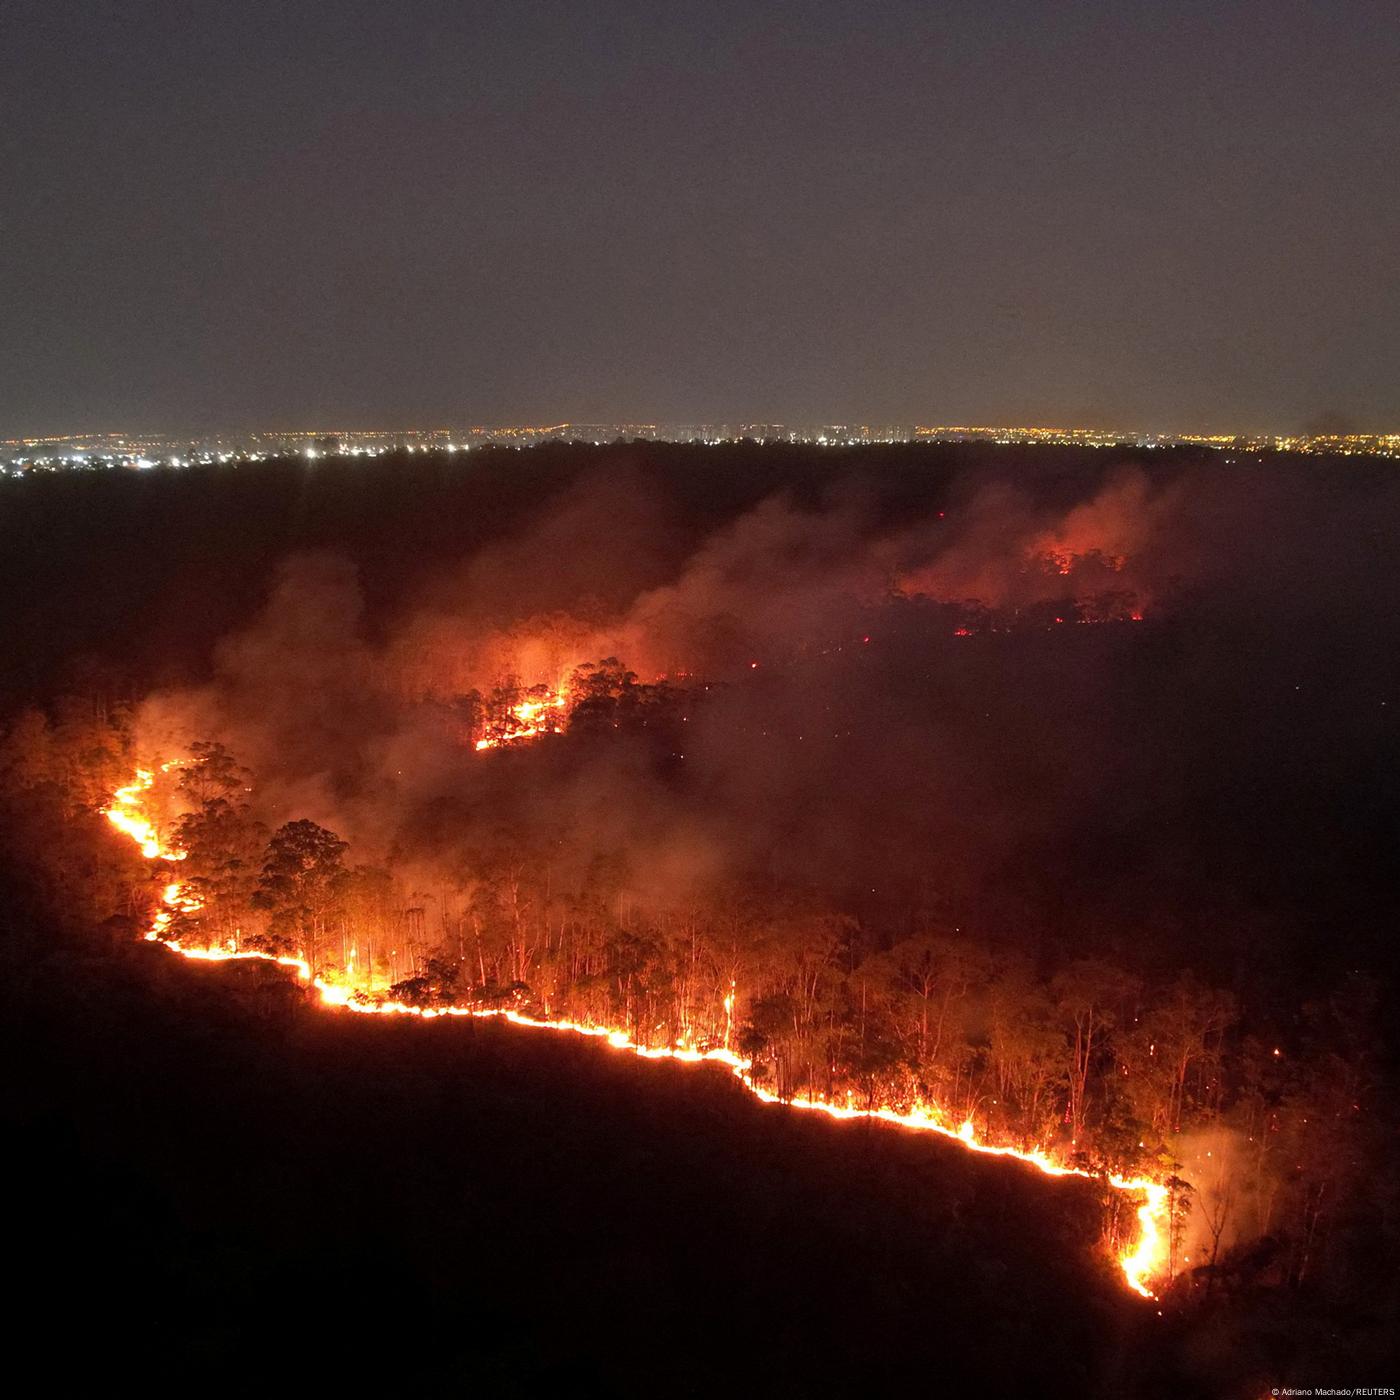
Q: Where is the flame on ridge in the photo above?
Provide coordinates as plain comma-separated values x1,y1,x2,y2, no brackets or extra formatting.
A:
474,687,570,751
101,763,1171,1299
105,766,189,861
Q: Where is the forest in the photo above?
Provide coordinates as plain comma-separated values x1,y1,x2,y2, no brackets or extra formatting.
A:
2,441,1397,1393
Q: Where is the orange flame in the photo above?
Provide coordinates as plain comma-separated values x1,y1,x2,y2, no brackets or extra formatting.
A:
104,765,189,861
474,687,571,750
104,763,1171,1298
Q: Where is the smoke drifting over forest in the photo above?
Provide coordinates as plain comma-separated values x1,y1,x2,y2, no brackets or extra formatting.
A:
130,453,1399,980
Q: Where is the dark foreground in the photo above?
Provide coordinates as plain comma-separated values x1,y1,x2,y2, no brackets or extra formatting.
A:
5,919,1152,1394
7,894,1359,1400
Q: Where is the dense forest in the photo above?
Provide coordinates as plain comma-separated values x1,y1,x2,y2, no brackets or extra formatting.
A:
3,442,1398,1393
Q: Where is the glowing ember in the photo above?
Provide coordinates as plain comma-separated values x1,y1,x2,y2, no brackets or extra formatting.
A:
103,763,1172,1299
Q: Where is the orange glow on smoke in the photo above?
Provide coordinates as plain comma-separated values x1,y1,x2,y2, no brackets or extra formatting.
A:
102,763,1172,1299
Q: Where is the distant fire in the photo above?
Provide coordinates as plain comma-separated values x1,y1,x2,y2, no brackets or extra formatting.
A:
101,759,1172,1299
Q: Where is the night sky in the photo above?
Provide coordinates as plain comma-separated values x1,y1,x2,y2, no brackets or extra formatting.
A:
4,1,1397,436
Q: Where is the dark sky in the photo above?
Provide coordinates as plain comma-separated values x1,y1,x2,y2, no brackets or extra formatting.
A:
4,0,1396,437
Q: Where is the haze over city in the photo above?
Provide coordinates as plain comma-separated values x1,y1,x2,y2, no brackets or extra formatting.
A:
4,0,1397,438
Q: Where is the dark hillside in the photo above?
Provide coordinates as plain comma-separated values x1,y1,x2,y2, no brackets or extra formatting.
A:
5,891,1148,1395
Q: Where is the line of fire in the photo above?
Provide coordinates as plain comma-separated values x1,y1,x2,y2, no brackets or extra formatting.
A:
104,747,1172,1297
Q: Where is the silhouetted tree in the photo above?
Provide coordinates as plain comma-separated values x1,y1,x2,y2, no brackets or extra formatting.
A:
252,820,349,965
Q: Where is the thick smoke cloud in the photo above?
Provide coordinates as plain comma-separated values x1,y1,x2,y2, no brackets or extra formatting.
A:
136,453,1400,978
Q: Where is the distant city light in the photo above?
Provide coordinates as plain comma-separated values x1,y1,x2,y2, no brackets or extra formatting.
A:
2,423,1396,474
